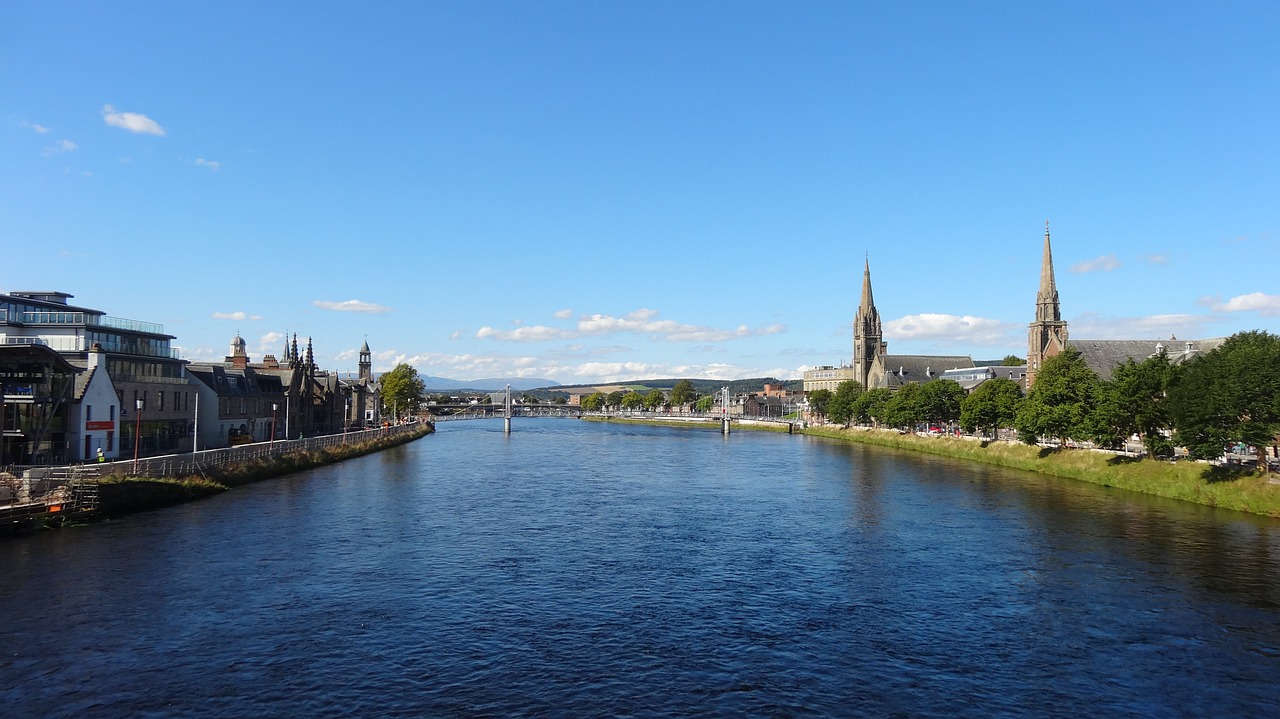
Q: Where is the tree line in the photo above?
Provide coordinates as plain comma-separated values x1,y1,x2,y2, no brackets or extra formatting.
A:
807,331,1280,470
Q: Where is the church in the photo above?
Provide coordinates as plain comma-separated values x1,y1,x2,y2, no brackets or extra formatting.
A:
1027,223,1222,388
803,258,975,393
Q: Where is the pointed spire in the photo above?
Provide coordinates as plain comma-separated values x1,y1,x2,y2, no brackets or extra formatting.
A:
859,256,875,311
1036,221,1061,323
305,336,314,367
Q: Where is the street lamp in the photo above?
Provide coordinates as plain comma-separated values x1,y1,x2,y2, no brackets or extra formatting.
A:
133,398,143,474
271,402,278,448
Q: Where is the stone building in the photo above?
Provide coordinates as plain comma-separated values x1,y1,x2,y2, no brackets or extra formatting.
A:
1026,225,1223,387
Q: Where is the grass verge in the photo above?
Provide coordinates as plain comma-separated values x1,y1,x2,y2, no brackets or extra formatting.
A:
802,426,1280,517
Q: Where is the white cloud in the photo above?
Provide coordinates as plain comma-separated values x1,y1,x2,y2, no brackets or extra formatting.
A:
449,330,464,340
475,325,575,342
312,299,391,313
1069,254,1121,273
1141,254,1169,266
469,308,784,343
211,311,262,321
22,121,51,133
1200,292,1280,317
1069,312,1221,339
42,139,78,156
256,331,285,356
884,313,1018,346
194,158,221,170
554,308,573,319
102,104,166,136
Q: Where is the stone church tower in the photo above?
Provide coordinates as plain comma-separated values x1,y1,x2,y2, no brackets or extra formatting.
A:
358,339,372,382
853,258,888,389
1027,222,1069,388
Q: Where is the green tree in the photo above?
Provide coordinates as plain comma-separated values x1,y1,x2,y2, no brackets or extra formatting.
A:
1014,348,1103,446
379,363,425,417
917,379,965,428
606,390,625,409
852,387,893,427
1170,330,1280,471
581,392,606,411
554,396,567,405
882,383,923,430
644,389,667,411
620,391,644,410
807,389,834,420
827,381,864,427
1002,355,1025,366
694,395,715,412
1102,351,1176,455
670,380,696,407
959,377,1024,437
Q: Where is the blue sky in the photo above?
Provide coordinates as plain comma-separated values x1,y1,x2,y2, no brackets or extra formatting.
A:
3,2,1277,384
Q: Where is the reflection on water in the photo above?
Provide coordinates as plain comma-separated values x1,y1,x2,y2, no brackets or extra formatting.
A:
1,420,1278,717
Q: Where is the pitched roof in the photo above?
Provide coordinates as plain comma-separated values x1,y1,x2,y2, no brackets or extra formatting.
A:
876,355,975,388
1068,338,1225,381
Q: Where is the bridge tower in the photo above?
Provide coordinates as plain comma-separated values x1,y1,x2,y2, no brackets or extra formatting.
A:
720,386,731,435
502,384,513,434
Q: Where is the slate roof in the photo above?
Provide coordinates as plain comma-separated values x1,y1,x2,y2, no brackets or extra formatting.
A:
1068,338,1225,381
876,355,975,388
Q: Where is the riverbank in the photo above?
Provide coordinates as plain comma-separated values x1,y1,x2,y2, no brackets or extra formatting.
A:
84,423,434,521
802,425,1280,517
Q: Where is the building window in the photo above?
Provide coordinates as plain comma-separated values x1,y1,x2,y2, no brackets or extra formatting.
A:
159,391,165,411
110,405,116,421
86,405,93,422
107,430,114,451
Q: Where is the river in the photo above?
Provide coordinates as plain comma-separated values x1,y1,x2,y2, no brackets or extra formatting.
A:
2,419,1279,717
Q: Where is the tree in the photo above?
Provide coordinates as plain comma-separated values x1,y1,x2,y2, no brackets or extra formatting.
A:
1014,348,1103,446
852,388,893,427
379,363,425,417
1002,355,1025,366
959,377,1023,437
1170,330,1280,471
643,389,667,411
827,381,863,427
606,390,625,410
917,379,965,428
621,391,644,410
807,389,833,420
581,392,606,411
1105,351,1175,456
882,382,923,430
670,380,696,407
694,395,715,412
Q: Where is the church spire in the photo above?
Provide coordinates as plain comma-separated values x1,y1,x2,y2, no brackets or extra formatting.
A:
1036,221,1061,323
859,255,876,312
853,256,885,388
1028,221,1069,388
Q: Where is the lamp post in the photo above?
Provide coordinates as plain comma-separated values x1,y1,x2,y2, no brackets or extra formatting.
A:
133,398,143,474
344,398,350,443
271,402,278,448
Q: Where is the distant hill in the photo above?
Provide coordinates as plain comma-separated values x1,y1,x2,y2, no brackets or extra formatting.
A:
420,376,560,392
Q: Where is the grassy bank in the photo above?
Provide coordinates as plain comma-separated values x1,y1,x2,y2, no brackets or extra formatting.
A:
802,425,1280,517
96,424,433,517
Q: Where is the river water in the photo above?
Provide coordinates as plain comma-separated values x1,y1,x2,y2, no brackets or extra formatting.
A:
2,420,1279,717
